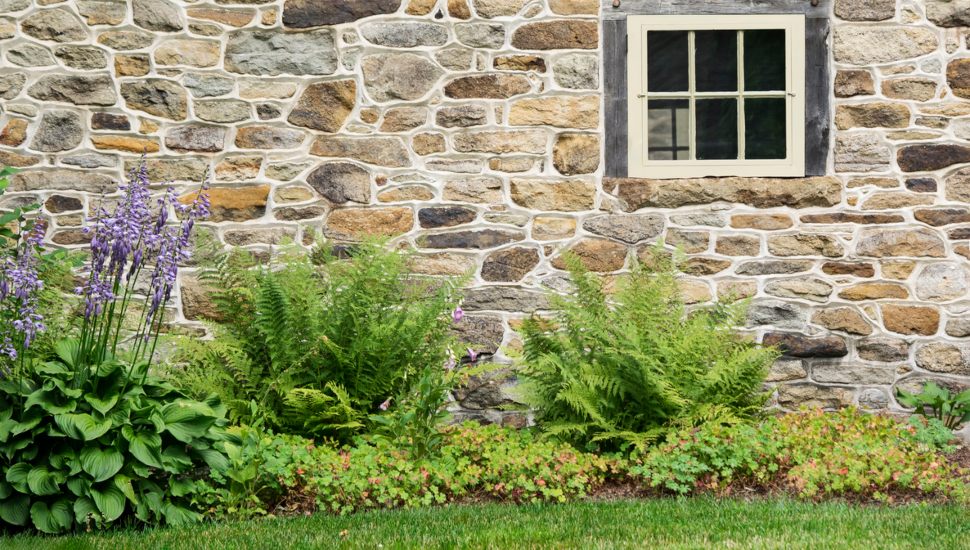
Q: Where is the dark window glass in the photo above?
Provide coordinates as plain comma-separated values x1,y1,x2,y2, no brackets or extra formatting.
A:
695,31,737,92
744,29,786,91
745,98,787,159
696,98,738,160
647,100,690,160
647,31,689,92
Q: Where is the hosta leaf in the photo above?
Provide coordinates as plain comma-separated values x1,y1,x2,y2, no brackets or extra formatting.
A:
0,418,18,442
53,340,80,370
161,445,192,473
169,478,195,498
25,389,77,415
113,475,138,505
0,494,28,526
0,480,10,499
80,447,124,482
12,409,43,435
55,414,112,441
161,502,200,526
30,499,73,534
73,496,99,524
160,400,217,443
27,466,62,496
122,427,163,468
5,463,30,493
84,394,120,416
67,476,91,497
90,484,125,522
196,448,229,473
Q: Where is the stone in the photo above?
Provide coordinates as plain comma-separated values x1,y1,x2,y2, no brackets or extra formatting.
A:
882,78,938,102
30,110,83,152
762,333,848,358
552,239,627,272
898,144,970,172
582,214,663,244
310,137,410,168
548,0,597,14
448,0,472,19
510,96,598,129
926,0,970,27
822,261,875,277
129,158,207,182
418,229,522,249
22,8,88,42
378,185,434,202
858,338,909,363
90,135,161,154
187,6,255,27
28,74,116,106
472,0,527,17
881,261,916,280
445,74,531,99
812,307,872,335
767,235,843,257
275,206,326,221
766,359,807,383
490,157,535,172
121,80,188,120
9,169,115,194
77,0,127,26
165,125,226,153
44,195,82,214
665,230,709,253
265,162,310,181
0,73,26,100
800,212,904,225
114,54,150,77
510,179,594,211
835,133,890,172
436,105,488,128
715,235,760,256
456,23,506,49
0,119,27,147
412,133,446,155
481,247,540,282
239,80,297,100
362,22,448,47
216,156,261,181
0,151,38,168
914,263,970,302
463,286,547,313
6,43,55,67
746,300,806,329
813,364,894,385
223,228,296,246
915,343,970,376
189,22,222,36
905,178,938,193
225,29,338,76
553,134,599,175
155,40,221,68
406,0,436,15
380,107,427,132
54,46,108,70
287,80,356,132
444,176,503,203
834,0,895,20
257,104,282,120
97,29,154,50
553,54,598,90
834,26,938,65
837,283,908,301
132,0,183,31
764,278,833,303
834,70,875,97
451,314,505,354
511,21,598,50
947,59,970,99
282,0,401,27
307,163,370,204
611,177,841,211
61,152,117,169
532,216,575,240
494,55,546,72
454,130,546,154
362,53,443,102
679,257,732,276
730,214,793,230
835,102,910,130
856,228,946,258
185,185,269,222
946,318,970,337
235,125,305,149
678,280,712,304
882,305,940,336
435,47,474,71
946,167,970,202
418,206,477,229
183,73,234,98
195,100,252,123
777,384,853,409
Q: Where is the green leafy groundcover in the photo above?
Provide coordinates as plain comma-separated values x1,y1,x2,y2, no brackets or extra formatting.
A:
4,499,969,550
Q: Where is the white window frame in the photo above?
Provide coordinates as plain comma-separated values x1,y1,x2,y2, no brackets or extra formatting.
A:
627,15,806,179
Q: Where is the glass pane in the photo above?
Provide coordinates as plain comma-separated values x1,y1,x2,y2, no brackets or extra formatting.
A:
695,30,737,92
745,98,787,159
647,100,690,160
647,31,689,92
696,98,738,160
744,29,786,91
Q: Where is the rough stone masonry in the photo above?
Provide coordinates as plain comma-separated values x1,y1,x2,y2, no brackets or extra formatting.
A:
1,0,970,423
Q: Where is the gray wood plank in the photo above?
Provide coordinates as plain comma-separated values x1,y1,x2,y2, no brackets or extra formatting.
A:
602,0,831,19
805,17,830,176
603,18,628,178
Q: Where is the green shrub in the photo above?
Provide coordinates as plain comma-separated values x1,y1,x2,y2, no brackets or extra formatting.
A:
518,252,779,453
632,408,970,503
172,240,465,441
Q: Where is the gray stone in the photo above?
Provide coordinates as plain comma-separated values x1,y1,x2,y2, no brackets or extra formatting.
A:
6,43,55,67
28,74,117,106
183,73,235,97
463,286,548,313
946,318,970,337
435,47,474,71
553,54,599,90
857,338,909,362
310,136,410,167
455,23,506,49
481,247,540,282
76,0,127,26
855,228,946,258
165,125,226,153
582,214,663,244
0,73,26,99
127,158,207,182
361,53,444,103
835,133,890,172
813,363,895,385
97,29,154,50
195,100,252,123
834,26,938,65
282,0,401,27
915,343,970,376
747,300,807,329
225,29,338,76
418,229,524,250
764,278,834,303
30,110,84,152
61,152,117,169
132,0,184,32
235,125,306,149
121,79,188,120
361,22,448,47
9,169,115,193
54,46,108,69
436,104,488,128
858,388,889,410
736,260,813,276
926,0,970,27
915,263,970,302
21,8,88,42
306,162,371,204
0,0,29,12
834,0,895,21
777,384,854,409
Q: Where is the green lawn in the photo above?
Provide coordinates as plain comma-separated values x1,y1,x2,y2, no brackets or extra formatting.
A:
6,498,969,550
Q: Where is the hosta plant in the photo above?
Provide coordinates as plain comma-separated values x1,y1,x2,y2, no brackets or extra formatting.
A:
896,382,970,430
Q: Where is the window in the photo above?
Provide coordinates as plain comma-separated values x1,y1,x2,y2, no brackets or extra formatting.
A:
627,15,806,179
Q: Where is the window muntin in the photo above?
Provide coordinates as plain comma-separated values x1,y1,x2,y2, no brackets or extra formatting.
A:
628,15,806,179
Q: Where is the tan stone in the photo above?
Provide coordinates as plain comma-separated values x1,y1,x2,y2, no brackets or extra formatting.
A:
856,228,946,258
0,119,28,147
553,133,599,176
860,192,934,210
552,238,626,272
511,20,599,50
838,283,909,301
274,185,315,203
715,235,760,256
448,0,471,19
766,359,807,383
881,261,915,280
325,207,414,240
767,234,843,257
215,156,261,181
287,79,356,132
665,230,709,254
882,77,938,102
610,177,841,210
154,40,221,68
846,177,898,189
882,305,940,336
186,6,255,27
310,137,410,168
717,280,757,300
183,185,269,222
835,102,910,130
834,70,875,97
765,278,833,303
406,0,437,16
454,130,546,154
548,0,598,14
490,157,536,172
532,216,575,240
444,176,503,203
777,384,853,410
409,252,477,276
510,178,595,211
238,80,298,100
494,55,546,72
730,214,793,230
380,106,428,133
413,133,446,156
90,134,160,153
678,279,712,304
812,307,873,335
115,54,150,77
509,96,598,129
947,58,970,99
378,185,435,202
834,26,939,65
444,74,531,99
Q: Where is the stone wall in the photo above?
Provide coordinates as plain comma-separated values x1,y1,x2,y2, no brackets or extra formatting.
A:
1,0,969,420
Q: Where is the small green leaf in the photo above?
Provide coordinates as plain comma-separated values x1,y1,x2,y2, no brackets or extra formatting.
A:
84,394,120,416
80,447,124,482
0,494,29,526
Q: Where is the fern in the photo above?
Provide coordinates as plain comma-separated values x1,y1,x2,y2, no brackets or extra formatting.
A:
518,250,779,453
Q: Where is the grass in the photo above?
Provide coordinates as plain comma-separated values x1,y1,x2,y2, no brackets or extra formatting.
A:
6,498,969,550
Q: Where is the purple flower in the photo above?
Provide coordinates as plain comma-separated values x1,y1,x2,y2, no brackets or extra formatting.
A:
452,306,464,323
444,349,457,371
379,398,392,411
466,348,478,362
0,221,47,355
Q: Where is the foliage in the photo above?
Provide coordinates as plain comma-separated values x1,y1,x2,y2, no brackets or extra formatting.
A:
0,167,39,254
896,382,970,430
632,408,970,503
518,252,779,453
172,240,465,441
0,343,233,533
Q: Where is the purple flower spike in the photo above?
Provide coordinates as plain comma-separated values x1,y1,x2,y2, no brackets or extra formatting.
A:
379,398,392,411
452,306,464,323
466,348,478,362
0,221,47,355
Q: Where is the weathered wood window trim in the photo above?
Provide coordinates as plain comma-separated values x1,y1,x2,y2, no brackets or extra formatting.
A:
603,1,831,178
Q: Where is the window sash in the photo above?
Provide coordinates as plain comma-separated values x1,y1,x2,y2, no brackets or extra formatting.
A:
628,15,806,179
